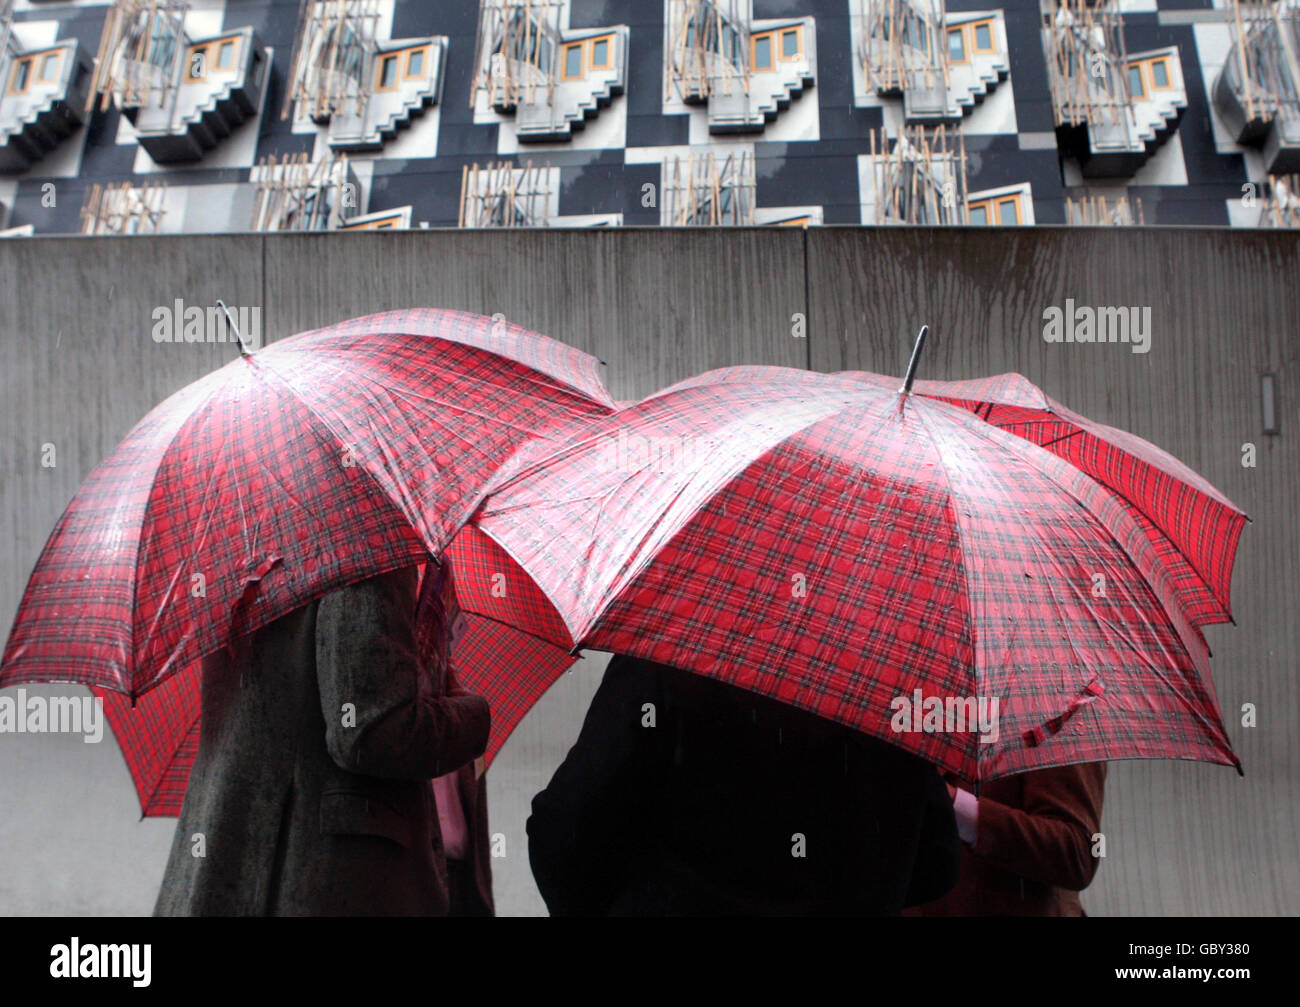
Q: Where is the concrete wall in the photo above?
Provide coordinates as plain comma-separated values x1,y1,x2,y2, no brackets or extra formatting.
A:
1,228,1296,915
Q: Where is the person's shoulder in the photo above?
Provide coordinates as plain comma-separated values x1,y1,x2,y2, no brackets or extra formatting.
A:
1019,760,1108,791
603,652,667,687
325,564,421,603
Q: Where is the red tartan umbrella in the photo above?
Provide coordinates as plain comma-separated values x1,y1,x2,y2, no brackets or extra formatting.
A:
2,307,612,697
671,365,1249,630
459,361,1244,784
2,308,611,812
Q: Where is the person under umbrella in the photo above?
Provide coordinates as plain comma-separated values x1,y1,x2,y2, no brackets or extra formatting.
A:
1,307,616,915
527,653,961,916
906,763,1108,917
155,559,488,916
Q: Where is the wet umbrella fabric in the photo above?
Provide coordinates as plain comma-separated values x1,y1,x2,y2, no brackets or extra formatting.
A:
460,370,1242,783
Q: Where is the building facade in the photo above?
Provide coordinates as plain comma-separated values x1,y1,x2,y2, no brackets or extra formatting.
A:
1,0,1297,234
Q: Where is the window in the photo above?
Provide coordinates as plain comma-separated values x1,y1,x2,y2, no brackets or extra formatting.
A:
377,55,398,90
686,12,743,71
404,46,427,79
487,196,531,227
217,40,236,70
947,18,996,65
186,44,208,81
561,34,614,80
325,22,365,85
753,26,802,69
562,42,583,80
967,193,1022,226
781,28,800,60
948,28,966,64
1127,55,1174,100
725,24,742,68
502,11,553,72
1130,64,1146,99
140,11,180,71
39,53,60,81
9,57,32,94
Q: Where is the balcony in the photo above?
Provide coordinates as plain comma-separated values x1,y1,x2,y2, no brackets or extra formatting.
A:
326,38,446,151
250,153,360,232
1044,3,1186,177
861,1,1009,125
0,41,92,172
285,1,446,152
860,125,968,224
1213,0,1300,175
124,28,268,164
667,1,816,135
473,1,628,143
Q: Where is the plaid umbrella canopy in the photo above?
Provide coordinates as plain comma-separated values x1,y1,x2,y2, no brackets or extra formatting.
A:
2,308,610,813
459,366,1244,784
671,365,1249,631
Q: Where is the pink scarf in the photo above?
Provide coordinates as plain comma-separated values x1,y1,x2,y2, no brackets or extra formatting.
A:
416,560,471,862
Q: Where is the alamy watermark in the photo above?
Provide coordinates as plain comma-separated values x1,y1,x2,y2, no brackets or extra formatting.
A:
890,688,1000,744
594,429,720,474
1042,299,1151,354
151,299,263,349
0,689,104,743
50,939,150,987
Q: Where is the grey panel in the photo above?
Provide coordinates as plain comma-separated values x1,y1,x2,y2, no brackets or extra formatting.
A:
263,228,808,401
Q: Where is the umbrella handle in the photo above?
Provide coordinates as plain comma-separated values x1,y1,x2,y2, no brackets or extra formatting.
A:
901,325,930,394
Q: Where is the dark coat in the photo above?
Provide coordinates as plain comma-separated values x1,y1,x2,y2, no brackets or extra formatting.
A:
154,565,490,916
527,655,960,916
448,762,495,916
905,763,1107,917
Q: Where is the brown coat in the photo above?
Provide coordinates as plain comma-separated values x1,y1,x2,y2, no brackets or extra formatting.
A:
154,566,490,916
906,763,1107,917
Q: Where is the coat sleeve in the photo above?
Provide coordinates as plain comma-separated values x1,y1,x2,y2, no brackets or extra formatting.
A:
903,766,962,907
526,655,660,916
315,566,490,781
970,763,1107,891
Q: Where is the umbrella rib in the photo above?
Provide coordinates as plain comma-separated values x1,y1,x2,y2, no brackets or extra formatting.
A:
910,405,981,709
981,415,1236,622
126,367,239,699
922,408,1240,773
1036,428,1087,450
253,356,448,555
583,390,864,637
955,413,1215,685
143,704,201,819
